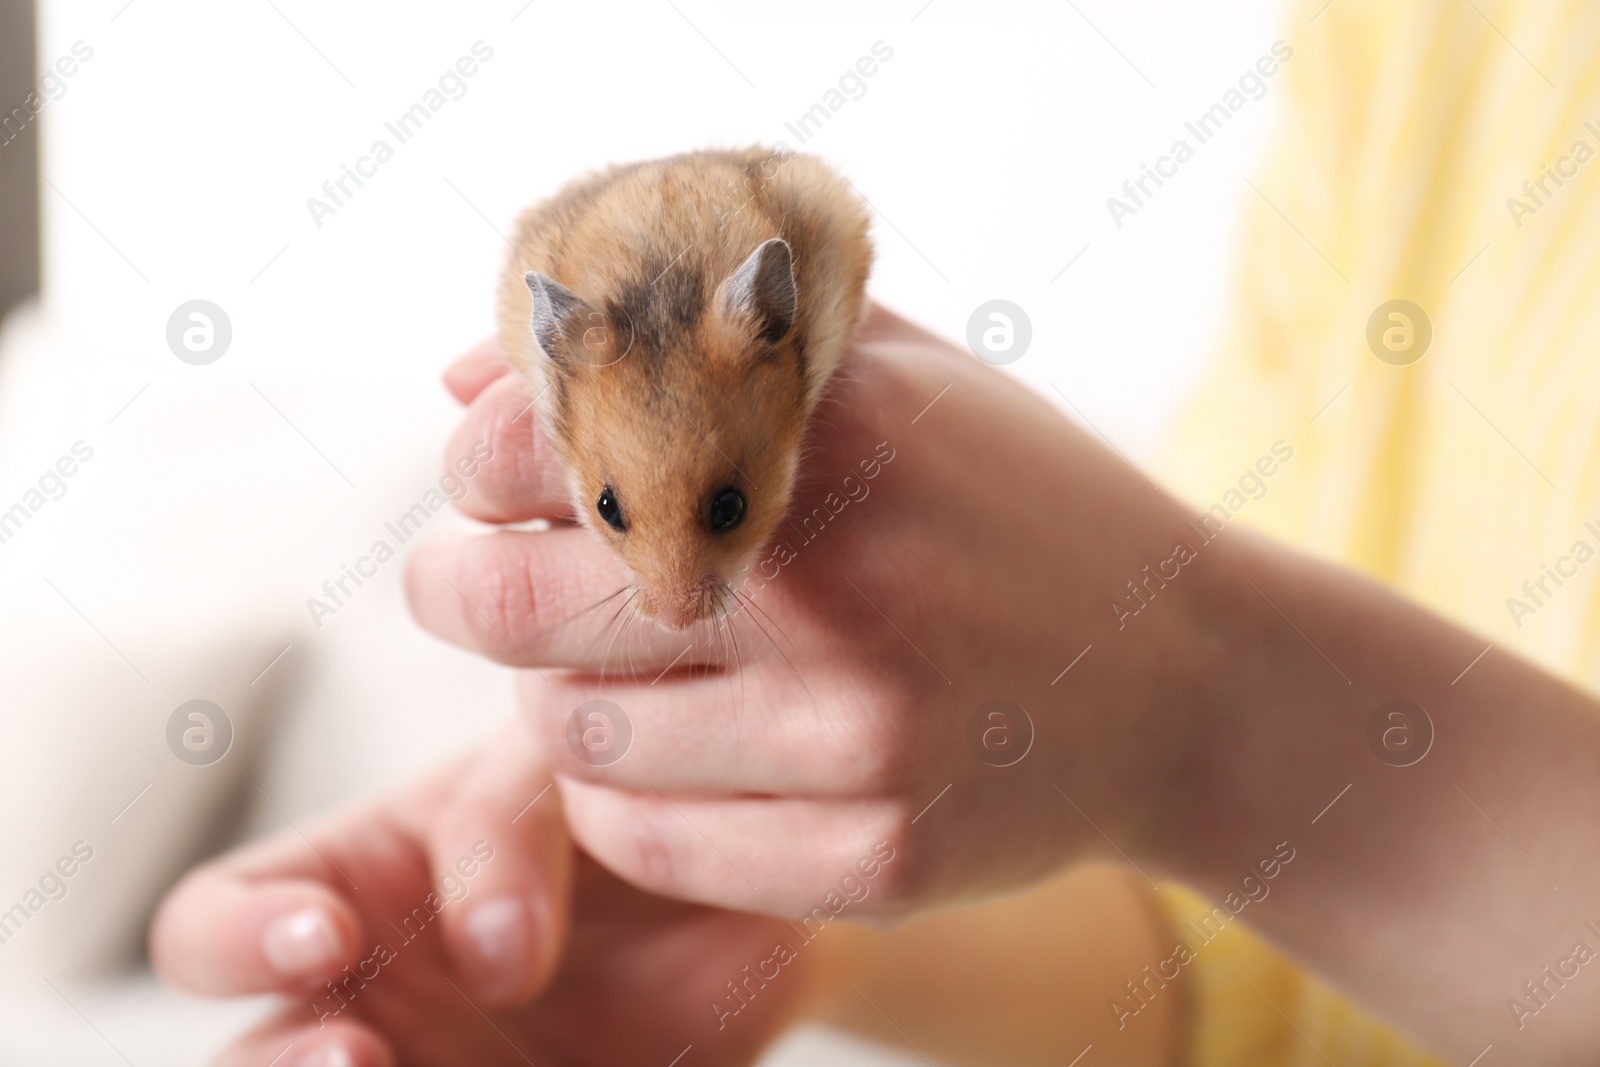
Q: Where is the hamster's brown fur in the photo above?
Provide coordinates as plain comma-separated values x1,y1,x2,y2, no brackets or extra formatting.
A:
496,148,872,629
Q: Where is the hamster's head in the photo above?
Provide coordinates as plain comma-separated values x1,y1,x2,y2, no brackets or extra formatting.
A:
523,239,810,631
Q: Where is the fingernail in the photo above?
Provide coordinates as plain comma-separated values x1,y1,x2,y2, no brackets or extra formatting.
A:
293,1046,354,1067
262,908,342,978
463,895,540,1000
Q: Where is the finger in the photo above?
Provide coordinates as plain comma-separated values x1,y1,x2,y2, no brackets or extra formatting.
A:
152,760,470,996
428,725,573,1008
406,527,713,672
852,300,938,347
525,669,893,797
447,372,574,524
443,338,511,406
217,1010,394,1067
151,864,364,995
557,778,909,918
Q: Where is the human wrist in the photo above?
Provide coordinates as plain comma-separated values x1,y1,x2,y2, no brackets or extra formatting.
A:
1114,524,1303,890
1014,487,1219,886
1129,524,1414,892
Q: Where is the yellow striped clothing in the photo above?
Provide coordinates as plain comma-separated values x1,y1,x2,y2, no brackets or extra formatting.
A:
1157,0,1600,1061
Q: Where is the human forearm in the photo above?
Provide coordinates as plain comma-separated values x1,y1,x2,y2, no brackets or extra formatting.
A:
1158,529,1600,1063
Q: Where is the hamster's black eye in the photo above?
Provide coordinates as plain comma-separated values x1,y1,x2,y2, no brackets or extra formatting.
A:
708,487,746,531
596,486,626,532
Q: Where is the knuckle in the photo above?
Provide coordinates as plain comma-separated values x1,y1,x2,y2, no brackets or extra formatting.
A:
534,684,606,781
459,540,543,664
561,784,689,897
854,809,924,911
619,799,691,894
839,689,925,794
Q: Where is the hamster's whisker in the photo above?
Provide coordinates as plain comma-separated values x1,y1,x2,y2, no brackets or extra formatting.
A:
557,583,632,629
579,587,631,664
732,588,819,718
617,591,647,685
619,597,644,685
624,591,649,684
721,593,747,762
705,619,721,683
567,583,636,677
624,604,644,684
734,587,802,662
594,588,639,688
708,612,725,683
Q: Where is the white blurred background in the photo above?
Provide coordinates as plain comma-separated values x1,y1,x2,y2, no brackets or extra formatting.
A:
0,0,1285,1061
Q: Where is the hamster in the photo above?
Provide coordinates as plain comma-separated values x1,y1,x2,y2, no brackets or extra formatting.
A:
496,147,872,631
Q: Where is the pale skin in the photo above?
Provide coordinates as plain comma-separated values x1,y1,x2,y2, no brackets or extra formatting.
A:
153,306,1600,1064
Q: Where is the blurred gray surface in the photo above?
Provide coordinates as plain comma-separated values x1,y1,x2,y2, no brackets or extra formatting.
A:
0,0,39,323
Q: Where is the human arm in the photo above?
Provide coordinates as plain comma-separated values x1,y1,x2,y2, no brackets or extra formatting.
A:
414,306,1600,1063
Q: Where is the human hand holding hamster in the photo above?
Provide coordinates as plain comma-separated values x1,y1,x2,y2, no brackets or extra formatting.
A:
417,151,1199,915
409,303,1211,919
416,304,1600,1063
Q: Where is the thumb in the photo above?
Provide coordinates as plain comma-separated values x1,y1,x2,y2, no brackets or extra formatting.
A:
428,720,574,1008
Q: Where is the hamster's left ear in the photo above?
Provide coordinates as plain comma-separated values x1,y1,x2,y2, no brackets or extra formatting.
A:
719,238,796,345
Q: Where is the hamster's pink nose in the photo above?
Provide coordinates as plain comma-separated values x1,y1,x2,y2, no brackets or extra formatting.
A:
639,579,722,631
654,606,697,632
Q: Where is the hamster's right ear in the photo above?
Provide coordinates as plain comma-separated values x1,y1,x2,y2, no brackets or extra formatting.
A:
524,271,595,365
